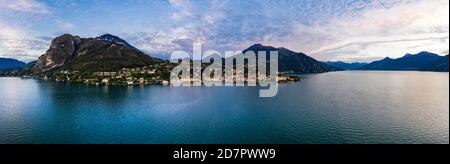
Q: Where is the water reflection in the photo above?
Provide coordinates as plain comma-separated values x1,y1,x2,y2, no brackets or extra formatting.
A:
0,71,448,144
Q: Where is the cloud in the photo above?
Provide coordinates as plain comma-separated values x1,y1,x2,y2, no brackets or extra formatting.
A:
169,0,194,20
0,0,51,61
55,20,77,30
0,0,50,14
2,0,448,62
0,21,49,62
125,24,212,59
284,0,450,62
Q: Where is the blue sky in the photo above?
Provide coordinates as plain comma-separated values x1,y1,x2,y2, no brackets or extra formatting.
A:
0,0,448,62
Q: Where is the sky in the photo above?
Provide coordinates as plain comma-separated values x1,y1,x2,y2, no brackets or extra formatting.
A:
0,0,448,62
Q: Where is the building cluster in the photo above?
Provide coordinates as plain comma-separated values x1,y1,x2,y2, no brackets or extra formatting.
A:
52,63,298,86
54,64,172,86
92,66,170,86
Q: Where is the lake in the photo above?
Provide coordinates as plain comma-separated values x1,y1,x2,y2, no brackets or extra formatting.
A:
0,71,448,144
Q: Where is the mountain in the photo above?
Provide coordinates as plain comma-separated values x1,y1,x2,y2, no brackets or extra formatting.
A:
324,61,368,70
424,55,448,72
358,57,394,70
32,34,163,74
243,44,341,73
359,52,449,72
0,58,26,70
0,60,37,76
96,34,136,49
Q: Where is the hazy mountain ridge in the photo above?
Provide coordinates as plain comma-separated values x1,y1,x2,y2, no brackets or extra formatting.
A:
324,61,368,70
0,58,26,70
359,52,449,72
243,44,342,73
2,34,447,77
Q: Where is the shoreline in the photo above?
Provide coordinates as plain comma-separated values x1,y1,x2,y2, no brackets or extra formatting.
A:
0,75,301,86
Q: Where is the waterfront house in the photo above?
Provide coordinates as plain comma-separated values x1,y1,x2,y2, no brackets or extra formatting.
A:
102,78,110,84
126,77,133,85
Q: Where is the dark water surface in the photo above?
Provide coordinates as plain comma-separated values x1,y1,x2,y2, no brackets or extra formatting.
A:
0,71,448,144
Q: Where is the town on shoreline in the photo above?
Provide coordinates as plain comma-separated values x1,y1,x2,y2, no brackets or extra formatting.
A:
20,64,300,86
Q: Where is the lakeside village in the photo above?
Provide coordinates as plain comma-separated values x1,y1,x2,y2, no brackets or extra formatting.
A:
49,63,173,86
46,63,300,86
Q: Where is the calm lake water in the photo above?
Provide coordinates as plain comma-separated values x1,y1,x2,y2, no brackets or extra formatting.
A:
0,71,448,144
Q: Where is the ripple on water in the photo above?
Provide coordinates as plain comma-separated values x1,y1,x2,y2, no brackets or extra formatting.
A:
0,72,448,144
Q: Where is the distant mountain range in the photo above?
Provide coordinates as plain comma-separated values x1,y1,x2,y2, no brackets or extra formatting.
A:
28,34,341,75
0,58,26,70
2,34,448,77
358,52,448,72
324,61,368,70
243,44,341,73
